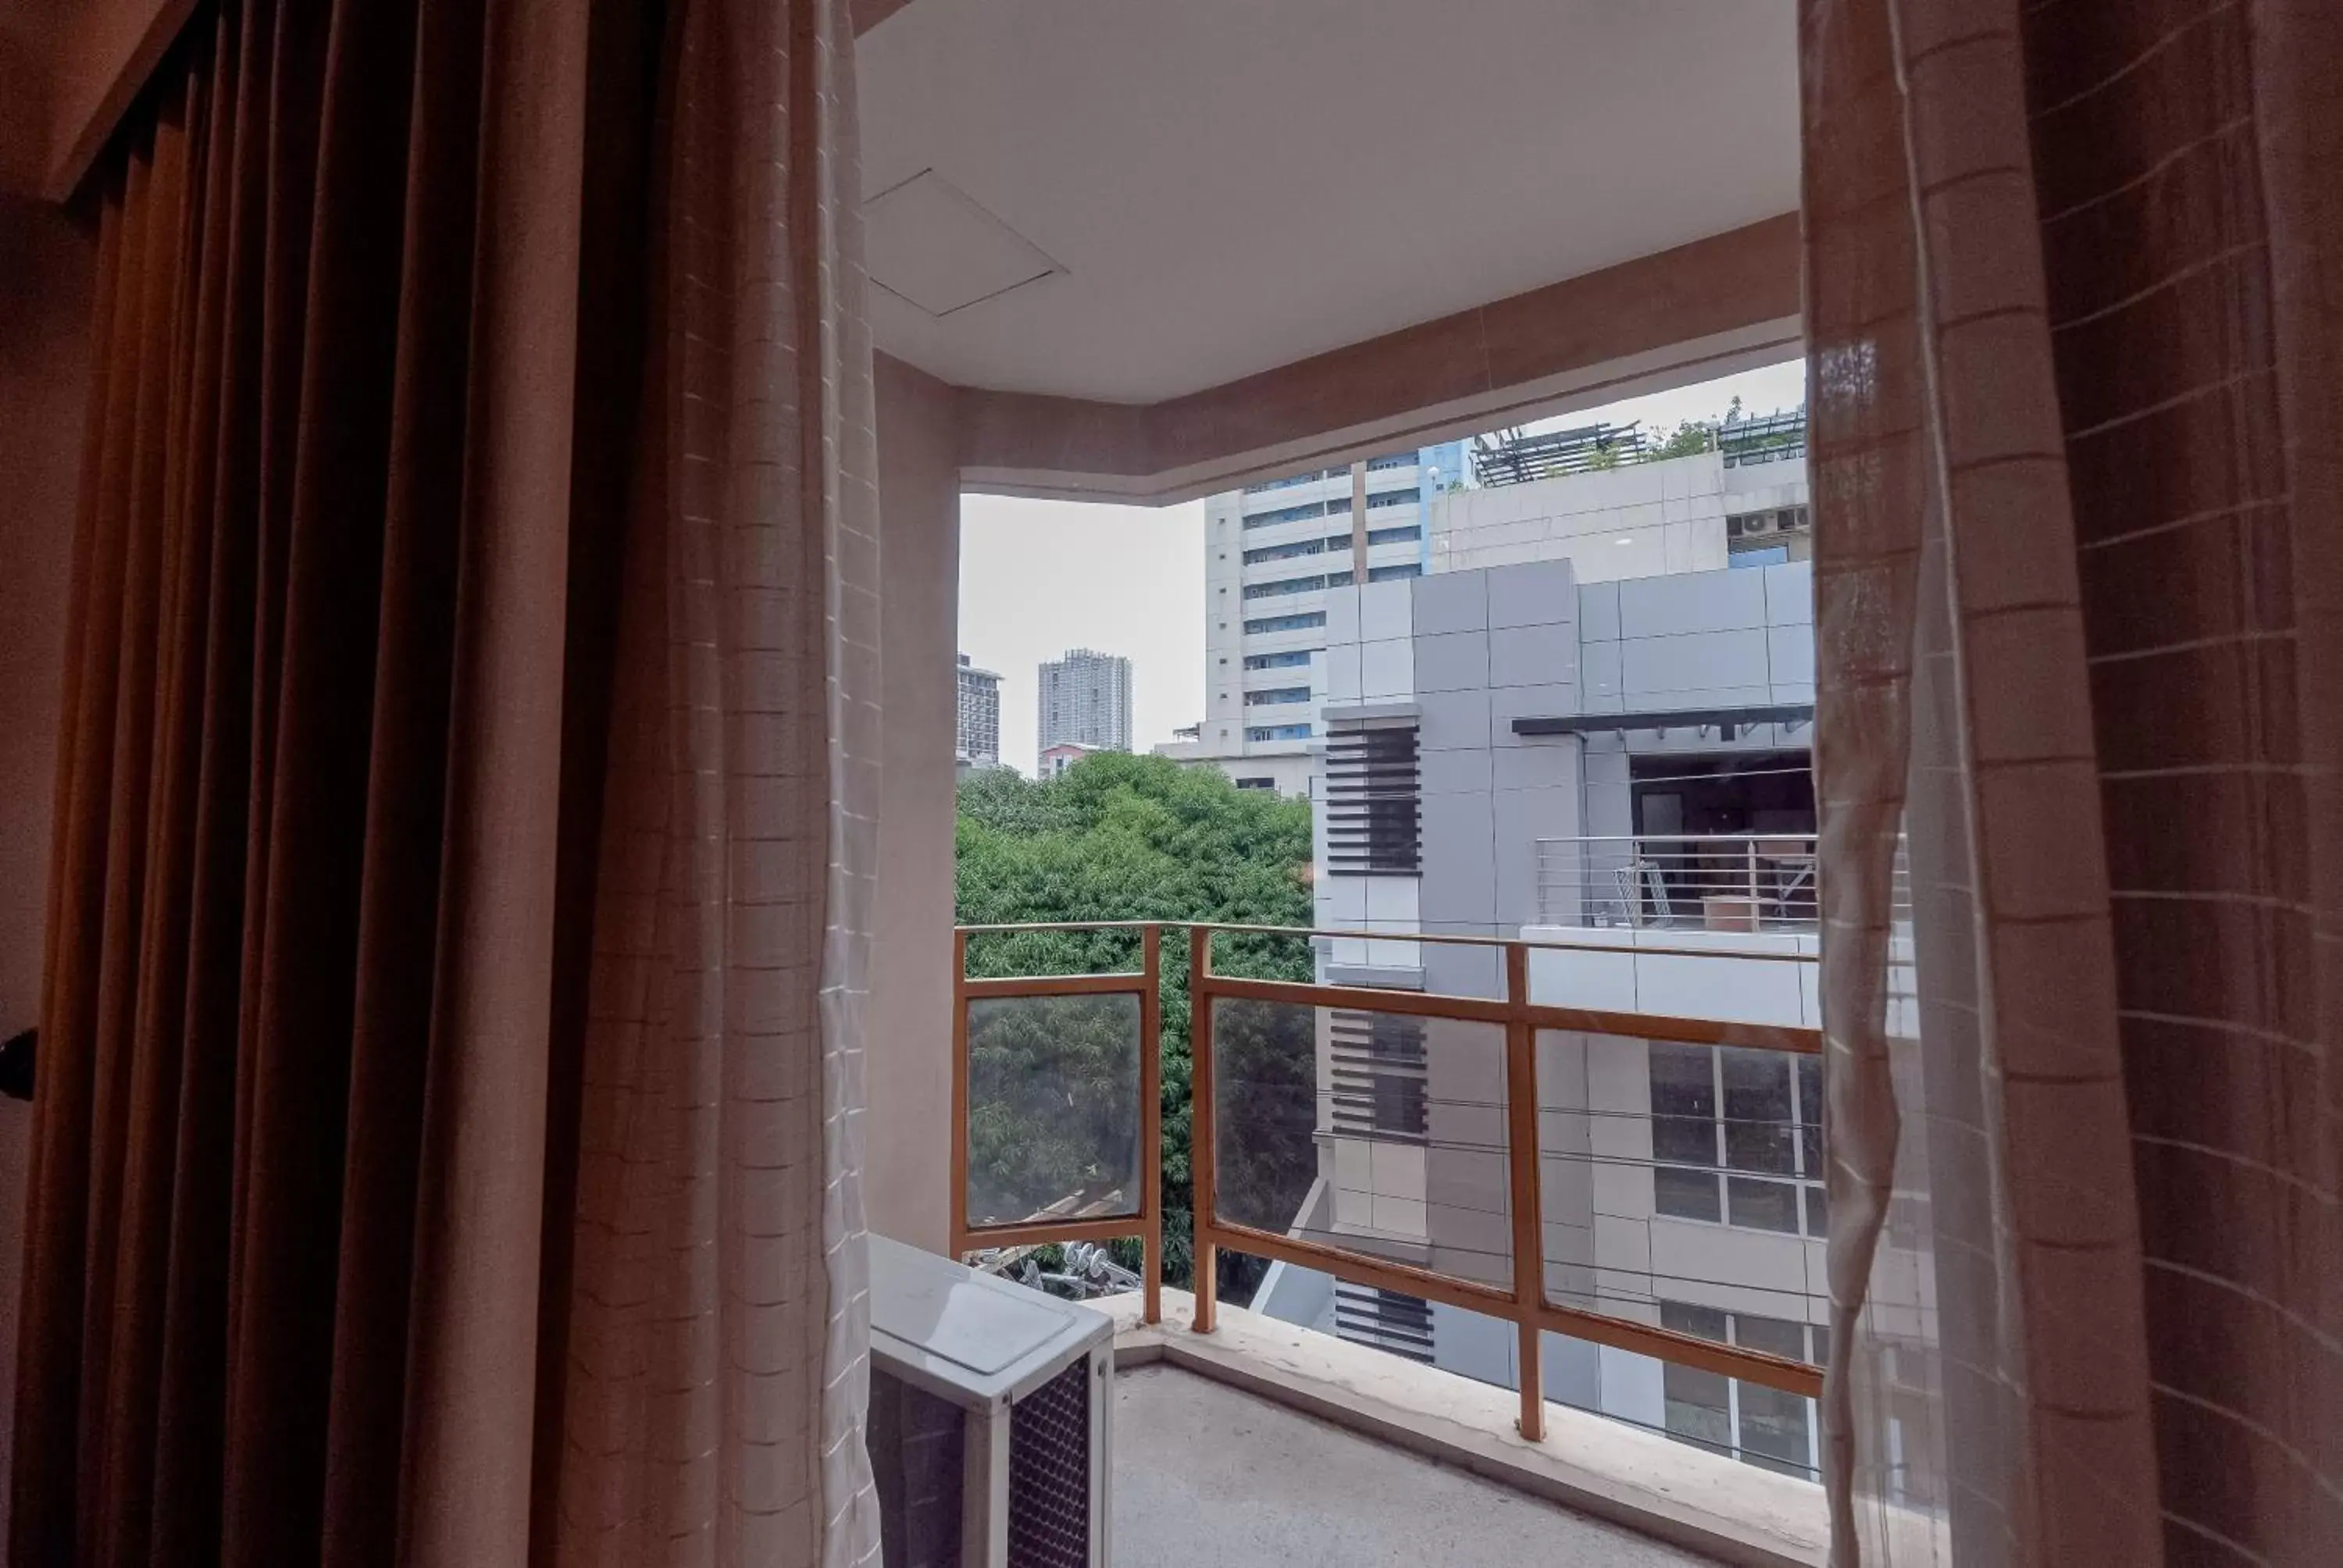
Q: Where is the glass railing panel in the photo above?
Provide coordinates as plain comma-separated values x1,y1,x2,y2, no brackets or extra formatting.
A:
965,991,1144,1228
1211,996,1512,1289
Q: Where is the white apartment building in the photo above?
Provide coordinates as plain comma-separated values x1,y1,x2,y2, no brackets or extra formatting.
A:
1036,647,1132,772
1154,443,1467,797
955,652,1000,768
1236,419,1929,1481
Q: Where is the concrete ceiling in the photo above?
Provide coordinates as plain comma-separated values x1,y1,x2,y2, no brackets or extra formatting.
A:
857,0,1800,404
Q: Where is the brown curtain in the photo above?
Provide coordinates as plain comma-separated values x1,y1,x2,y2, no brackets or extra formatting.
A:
12,1,882,1564
1804,1,2343,1563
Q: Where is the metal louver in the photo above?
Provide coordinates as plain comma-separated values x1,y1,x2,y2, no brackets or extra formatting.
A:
1324,721,1421,876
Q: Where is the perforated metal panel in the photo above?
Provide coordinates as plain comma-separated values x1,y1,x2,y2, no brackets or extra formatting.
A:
1006,1360,1092,1567
869,1365,966,1568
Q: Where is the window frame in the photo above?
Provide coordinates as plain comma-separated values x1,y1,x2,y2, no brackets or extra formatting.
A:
1649,1044,1825,1238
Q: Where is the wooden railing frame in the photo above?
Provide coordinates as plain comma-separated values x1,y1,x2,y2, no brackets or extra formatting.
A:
950,923,1165,1324
948,920,1824,1411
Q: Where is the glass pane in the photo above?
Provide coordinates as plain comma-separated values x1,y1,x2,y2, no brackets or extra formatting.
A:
1661,1300,1729,1342
1737,1384,1814,1477
1721,1048,1796,1173
1796,1054,1825,1180
1663,1361,1733,1455
1803,1181,1829,1237
1649,1042,1717,1165
1796,1053,1823,1127
1654,1165,1723,1222
1726,1176,1800,1234
1212,997,1511,1288
1733,1310,1807,1362
965,992,1142,1229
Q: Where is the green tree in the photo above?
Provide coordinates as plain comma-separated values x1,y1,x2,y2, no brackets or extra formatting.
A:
954,753,1317,1298
1643,417,1717,460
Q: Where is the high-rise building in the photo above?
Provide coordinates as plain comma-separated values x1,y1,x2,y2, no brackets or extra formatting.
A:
955,653,1000,768
1036,647,1131,772
1154,442,1466,798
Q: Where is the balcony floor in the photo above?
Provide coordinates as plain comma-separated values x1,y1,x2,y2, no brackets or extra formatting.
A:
1111,1363,1714,1566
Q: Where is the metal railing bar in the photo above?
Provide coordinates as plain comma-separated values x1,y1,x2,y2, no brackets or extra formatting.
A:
954,917,1824,967
1199,1217,1517,1314
1200,973,1513,1025
952,1214,1147,1251
1197,920,1823,964
1531,1302,1823,1398
1196,972,1824,1054
961,971,1147,998
956,918,1168,933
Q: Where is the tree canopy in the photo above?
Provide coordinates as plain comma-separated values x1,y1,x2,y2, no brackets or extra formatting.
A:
954,752,1318,1292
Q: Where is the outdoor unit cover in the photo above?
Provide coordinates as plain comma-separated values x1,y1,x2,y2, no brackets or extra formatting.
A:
866,1235,1115,1568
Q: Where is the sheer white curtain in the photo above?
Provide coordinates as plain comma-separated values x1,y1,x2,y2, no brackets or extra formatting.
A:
1804,1,2343,1564
551,1,883,1563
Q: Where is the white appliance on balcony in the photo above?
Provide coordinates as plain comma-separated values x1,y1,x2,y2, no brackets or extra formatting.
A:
866,1234,1115,1568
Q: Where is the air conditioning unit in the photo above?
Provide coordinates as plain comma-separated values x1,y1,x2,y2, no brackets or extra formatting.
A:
867,1234,1115,1568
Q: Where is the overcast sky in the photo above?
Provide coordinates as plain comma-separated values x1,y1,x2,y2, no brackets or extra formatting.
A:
958,357,1809,775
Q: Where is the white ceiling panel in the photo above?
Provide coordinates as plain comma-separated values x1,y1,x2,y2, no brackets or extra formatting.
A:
857,0,1799,402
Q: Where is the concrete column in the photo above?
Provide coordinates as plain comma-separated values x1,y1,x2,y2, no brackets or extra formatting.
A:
867,355,962,1253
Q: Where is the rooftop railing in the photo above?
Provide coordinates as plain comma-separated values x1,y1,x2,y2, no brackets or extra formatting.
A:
949,921,1826,1462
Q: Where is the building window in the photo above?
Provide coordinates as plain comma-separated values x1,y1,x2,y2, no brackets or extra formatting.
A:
1364,451,1416,471
1242,574,1334,600
1242,500,1328,529
1246,723,1313,741
1243,466,1346,495
1364,524,1421,547
1364,488,1418,509
1243,686,1311,707
1727,504,1812,565
1233,776,1275,790
1649,1044,1824,1236
1243,650,1314,671
1367,563,1421,583
1242,612,1327,635
1659,1302,1825,1479
1243,538,1328,565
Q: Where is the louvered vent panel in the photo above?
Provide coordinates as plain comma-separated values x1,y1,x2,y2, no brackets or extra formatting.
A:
1332,1283,1436,1364
1328,1009,1428,1141
1324,722,1421,876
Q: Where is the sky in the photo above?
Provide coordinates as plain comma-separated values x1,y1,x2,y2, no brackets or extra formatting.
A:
957,357,1809,775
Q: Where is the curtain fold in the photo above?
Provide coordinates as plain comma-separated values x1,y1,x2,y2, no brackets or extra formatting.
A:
12,2,881,1564
544,0,881,1558
1807,1,2343,1563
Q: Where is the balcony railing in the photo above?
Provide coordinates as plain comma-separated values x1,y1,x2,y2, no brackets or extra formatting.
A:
949,921,1826,1463
1535,832,1910,932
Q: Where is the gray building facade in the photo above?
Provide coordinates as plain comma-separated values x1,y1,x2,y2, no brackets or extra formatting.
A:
1037,647,1132,772
956,653,1001,768
1267,542,1837,1480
